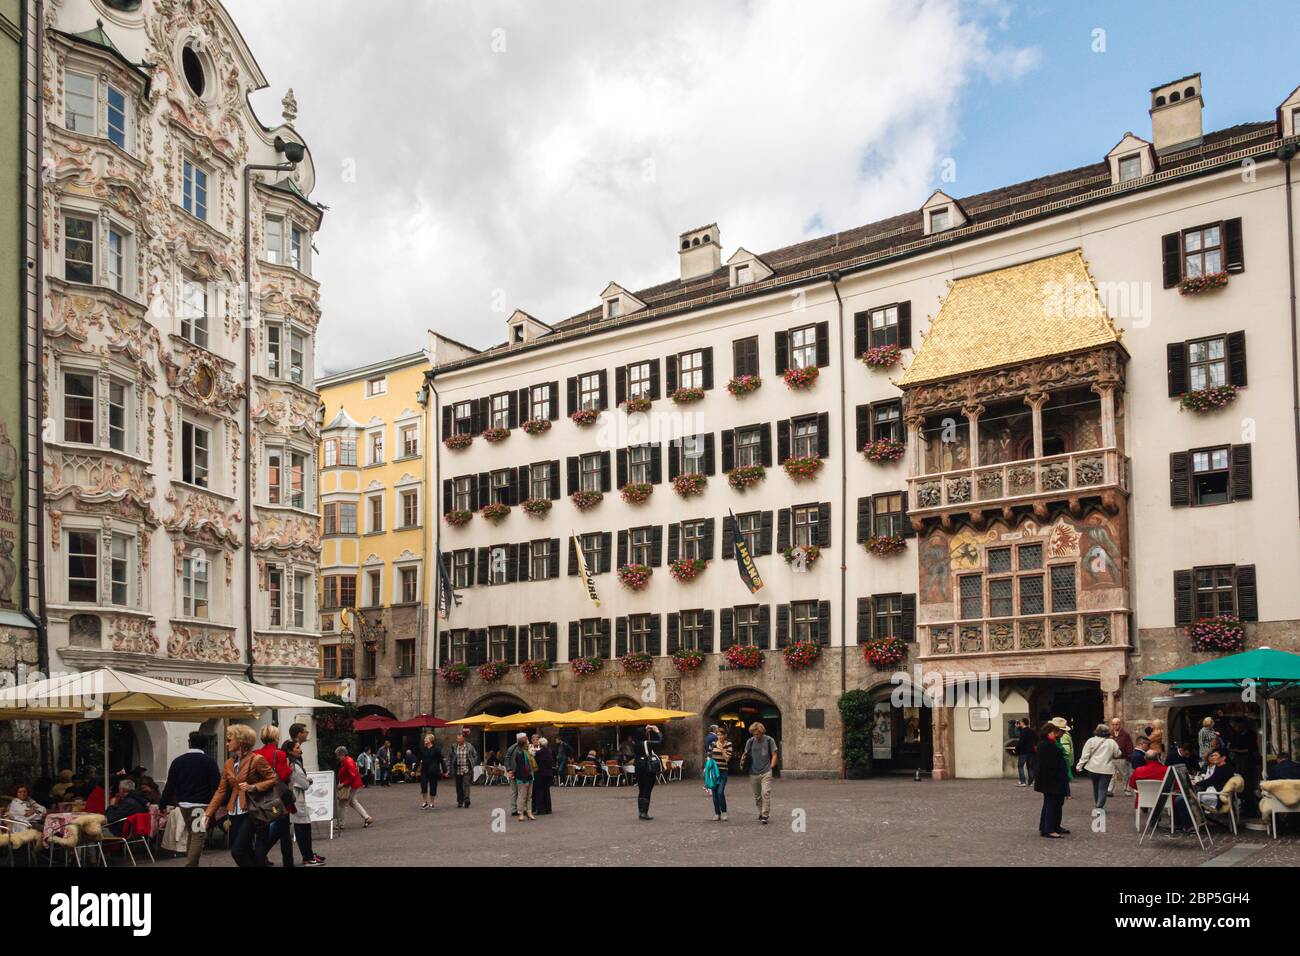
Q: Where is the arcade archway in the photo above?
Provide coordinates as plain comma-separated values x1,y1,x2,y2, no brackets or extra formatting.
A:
705,687,782,775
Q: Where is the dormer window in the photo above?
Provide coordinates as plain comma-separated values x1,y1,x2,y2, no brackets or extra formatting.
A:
513,326,524,343
606,298,621,319
1118,154,1142,183
735,264,752,285
929,208,950,232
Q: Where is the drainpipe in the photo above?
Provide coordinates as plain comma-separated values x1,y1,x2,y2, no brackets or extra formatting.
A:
424,370,440,721
413,374,432,718
827,272,849,704
1279,142,1300,523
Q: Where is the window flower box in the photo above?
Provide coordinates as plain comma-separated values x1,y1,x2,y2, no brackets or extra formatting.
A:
478,661,510,683
622,396,653,414
570,408,599,427
726,465,766,491
863,636,907,668
482,426,510,443
723,644,764,670
783,365,819,390
863,438,906,463
521,417,552,436
443,433,473,451
617,563,652,591
1187,615,1246,653
1179,384,1238,413
620,652,654,675
620,481,653,505
672,472,707,497
726,374,762,397
864,535,906,557
671,386,705,405
570,656,603,677
862,343,902,369
671,648,704,674
668,558,707,583
782,455,823,481
1178,272,1229,295
782,543,821,569
480,502,511,523
520,659,549,682
522,497,552,517
570,490,603,512
444,509,472,527
783,639,822,670
438,662,469,685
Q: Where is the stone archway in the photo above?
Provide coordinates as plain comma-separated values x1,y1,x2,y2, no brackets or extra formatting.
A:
355,703,398,720
464,692,533,762
704,686,782,775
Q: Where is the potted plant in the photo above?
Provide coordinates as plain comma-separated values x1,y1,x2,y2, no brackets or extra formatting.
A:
570,656,603,677
622,395,653,414
862,343,902,369
438,662,469,685
723,644,764,670
782,455,823,480
620,481,653,505
522,497,553,517
864,535,907,556
521,418,552,436
783,639,822,670
1179,272,1229,295
1187,616,1246,653
480,502,511,523
863,438,906,463
672,472,707,497
570,490,603,512
620,652,654,675
668,558,707,583
670,386,705,405
519,659,550,682
482,426,510,443
672,647,704,674
782,543,821,569
570,408,599,426
726,464,766,491
863,636,907,667
726,374,762,397
617,563,653,591
444,509,472,528
783,365,819,390
478,661,510,682
1179,384,1238,413
443,433,473,451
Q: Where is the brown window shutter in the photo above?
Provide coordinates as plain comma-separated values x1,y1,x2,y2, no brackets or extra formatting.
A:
817,502,831,548
566,376,578,415
1166,342,1188,397
856,496,872,543
616,448,628,489
1234,565,1258,621
665,354,678,394
1230,444,1252,501
614,365,626,406
855,405,869,449
897,301,912,349
721,429,734,472
815,321,830,368
1173,569,1193,626
597,370,609,410
856,597,871,644
776,508,791,552
1223,217,1245,273
547,382,560,420
1162,232,1182,288
775,330,789,375
777,419,790,464
853,312,868,358
1169,452,1190,507
900,594,916,641
1226,331,1247,387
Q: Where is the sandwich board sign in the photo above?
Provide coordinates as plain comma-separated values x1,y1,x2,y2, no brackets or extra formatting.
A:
1138,763,1211,850
305,770,337,839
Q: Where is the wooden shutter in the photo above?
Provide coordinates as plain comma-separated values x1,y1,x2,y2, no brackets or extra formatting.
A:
650,525,663,566
471,628,487,666
721,515,734,559
815,321,830,367
857,496,872,543
650,444,663,484
817,600,832,645
441,406,453,439
506,626,518,664
733,337,758,377
567,537,578,576
900,594,916,641
600,451,612,492
856,405,869,450
1226,331,1247,387
775,330,789,375
470,398,486,435
546,621,558,662
442,478,453,515
515,466,529,504
616,448,628,489
507,392,519,429
777,419,791,464
547,382,559,420
777,508,791,552
598,618,611,658
614,365,627,406
648,614,662,655
517,387,530,423
668,439,682,480
759,510,774,555
506,544,519,583
1169,452,1190,507
568,621,579,661
517,543,530,583
648,359,661,400
1235,565,1258,621
817,502,832,547
599,532,612,573
901,491,914,538
853,311,868,358
665,354,678,394
817,412,830,458
898,301,912,350
775,604,790,647
702,517,715,559
1173,569,1194,626
703,433,716,475
666,612,679,654
1230,444,1252,501
1223,217,1245,273
549,460,561,500
616,530,628,568
701,347,714,389
857,597,872,643
475,473,489,510
754,605,769,648
566,376,578,415
701,609,714,653
720,608,734,650
566,457,579,495
616,616,628,658
721,429,735,472
1162,233,1182,288
760,423,773,466
438,631,450,665
515,626,528,664
476,548,489,584
548,539,560,579
1166,342,1188,397
667,523,680,562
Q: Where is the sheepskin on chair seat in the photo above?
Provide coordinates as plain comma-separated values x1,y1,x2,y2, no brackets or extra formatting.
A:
1261,778,1300,807
1215,773,1244,810
0,832,10,849
70,813,106,841
9,828,42,850
48,825,79,849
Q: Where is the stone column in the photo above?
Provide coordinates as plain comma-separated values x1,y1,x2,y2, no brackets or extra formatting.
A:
905,416,924,477
1024,392,1048,460
1092,383,1117,449
961,404,984,469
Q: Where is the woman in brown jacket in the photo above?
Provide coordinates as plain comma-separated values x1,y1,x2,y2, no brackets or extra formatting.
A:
204,724,277,867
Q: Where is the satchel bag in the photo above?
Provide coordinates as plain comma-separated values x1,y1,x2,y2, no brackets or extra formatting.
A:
243,757,285,827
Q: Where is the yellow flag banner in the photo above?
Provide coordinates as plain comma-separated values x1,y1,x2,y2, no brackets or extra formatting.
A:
572,531,601,608
729,510,764,594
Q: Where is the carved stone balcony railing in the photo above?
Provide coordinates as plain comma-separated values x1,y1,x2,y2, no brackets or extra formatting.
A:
908,447,1128,517
920,610,1128,658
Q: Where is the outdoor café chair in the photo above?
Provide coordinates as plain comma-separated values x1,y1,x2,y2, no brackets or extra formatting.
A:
1134,779,1173,833
669,757,684,781
101,812,156,866
578,762,600,787
602,761,623,786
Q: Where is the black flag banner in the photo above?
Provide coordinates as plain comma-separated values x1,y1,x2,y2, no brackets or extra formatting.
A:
728,509,764,593
437,551,461,620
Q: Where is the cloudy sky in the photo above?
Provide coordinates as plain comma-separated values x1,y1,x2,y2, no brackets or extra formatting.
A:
223,0,1299,376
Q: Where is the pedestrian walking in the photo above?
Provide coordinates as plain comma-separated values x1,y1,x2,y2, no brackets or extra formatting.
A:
334,746,374,829
508,733,536,821
1013,719,1037,787
707,731,732,821
634,724,663,820
1076,723,1123,810
419,734,444,809
356,747,373,786
553,737,573,787
377,741,393,787
532,736,554,815
204,724,277,867
450,731,478,808
255,725,295,867
1035,722,1071,838
283,739,325,865
1109,717,1135,795
505,733,527,816
742,721,778,824
159,730,221,867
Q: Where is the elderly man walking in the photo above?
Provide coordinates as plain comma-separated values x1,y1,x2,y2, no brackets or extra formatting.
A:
450,731,478,808
1109,717,1135,796
743,722,778,825
504,732,528,817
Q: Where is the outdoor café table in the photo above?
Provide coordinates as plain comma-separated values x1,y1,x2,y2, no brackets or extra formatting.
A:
42,812,79,842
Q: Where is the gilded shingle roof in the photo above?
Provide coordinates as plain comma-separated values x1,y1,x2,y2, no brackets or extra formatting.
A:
898,250,1121,386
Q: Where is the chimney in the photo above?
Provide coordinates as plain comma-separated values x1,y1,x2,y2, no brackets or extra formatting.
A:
678,224,721,281
1149,73,1204,155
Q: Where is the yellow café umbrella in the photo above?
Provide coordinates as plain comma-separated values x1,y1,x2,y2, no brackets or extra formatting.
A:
446,713,502,727
553,710,598,726
488,710,567,730
586,705,655,726
629,707,696,722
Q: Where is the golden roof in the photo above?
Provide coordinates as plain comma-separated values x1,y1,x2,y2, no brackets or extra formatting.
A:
898,250,1122,386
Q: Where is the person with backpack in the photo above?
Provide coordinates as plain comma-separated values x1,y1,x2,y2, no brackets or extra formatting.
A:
635,724,663,821
742,722,777,825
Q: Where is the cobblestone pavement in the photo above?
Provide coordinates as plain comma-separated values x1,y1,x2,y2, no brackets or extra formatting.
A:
165,777,1300,867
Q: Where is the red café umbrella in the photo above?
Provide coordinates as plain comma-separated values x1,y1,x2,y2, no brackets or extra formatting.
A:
354,715,396,732
388,713,449,729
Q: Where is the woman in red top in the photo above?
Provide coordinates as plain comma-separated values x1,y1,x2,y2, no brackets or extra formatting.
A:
254,725,296,867
334,746,373,828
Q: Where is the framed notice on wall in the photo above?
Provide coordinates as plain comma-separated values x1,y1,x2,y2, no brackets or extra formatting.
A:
872,702,892,759
969,707,991,732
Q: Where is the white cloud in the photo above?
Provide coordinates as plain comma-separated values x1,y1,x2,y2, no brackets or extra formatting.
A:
224,0,1037,374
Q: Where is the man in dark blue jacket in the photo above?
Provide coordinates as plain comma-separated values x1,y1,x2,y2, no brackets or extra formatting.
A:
160,731,221,866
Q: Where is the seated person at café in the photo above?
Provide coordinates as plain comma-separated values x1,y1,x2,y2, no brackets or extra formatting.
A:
1268,753,1300,780
1131,750,1197,832
104,779,151,833
1197,750,1234,795
4,784,47,831
1171,742,1200,775
1130,738,1149,770
582,750,599,764
50,770,76,802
